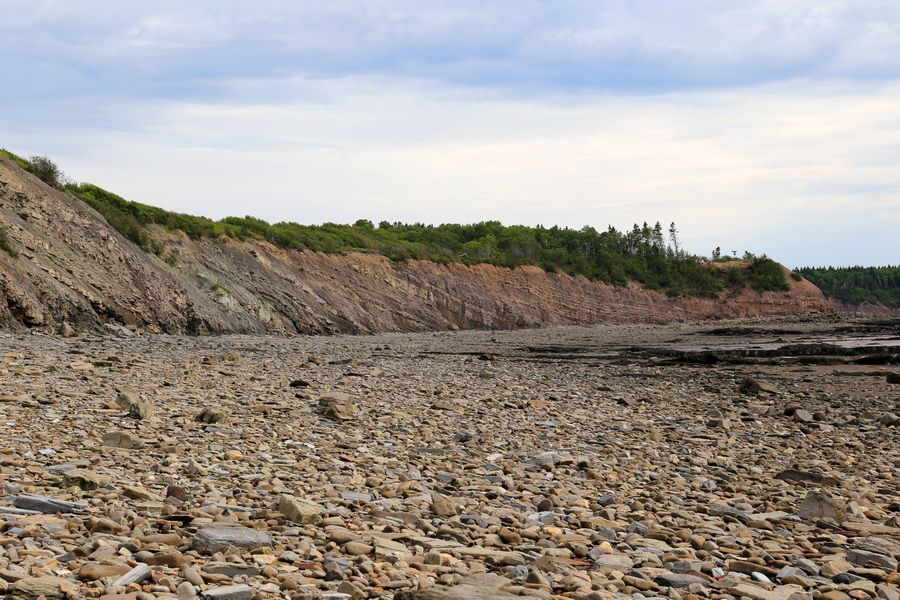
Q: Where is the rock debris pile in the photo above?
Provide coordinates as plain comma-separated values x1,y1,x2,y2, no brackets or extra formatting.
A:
0,323,897,600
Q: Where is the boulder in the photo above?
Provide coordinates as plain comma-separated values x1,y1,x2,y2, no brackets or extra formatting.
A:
62,468,111,491
102,430,144,449
739,378,778,395
129,397,154,419
116,389,140,410
278,494,325,524
195,407,228,424
318,392,358,420
798,490,846,523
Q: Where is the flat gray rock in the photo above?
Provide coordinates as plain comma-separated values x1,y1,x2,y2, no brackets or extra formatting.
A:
201,584,254,600
0,505,41,516
846,548,897,572
203,562,261,577
13,494,87,514
191,524,273,554
655,573,710,588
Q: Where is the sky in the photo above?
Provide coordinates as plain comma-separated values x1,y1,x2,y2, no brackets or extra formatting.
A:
1,1,898,266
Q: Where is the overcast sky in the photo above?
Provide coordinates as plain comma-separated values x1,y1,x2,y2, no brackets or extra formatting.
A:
2,1,898,266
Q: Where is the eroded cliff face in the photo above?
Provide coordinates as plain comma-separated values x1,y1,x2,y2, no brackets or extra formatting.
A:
828,299,900,319
0,157,831,335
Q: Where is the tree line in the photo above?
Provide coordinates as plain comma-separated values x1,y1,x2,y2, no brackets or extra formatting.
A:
796,265,900,308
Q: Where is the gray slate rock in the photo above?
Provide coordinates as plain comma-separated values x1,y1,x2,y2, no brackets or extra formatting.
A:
13,494,87,514
846,548,897,572
192,524,273,554
201,584,254,600
708,503,749,522
204,562,261,577
774,469,840,487
797,490,846,523
0,505,41,516
655,573,709,588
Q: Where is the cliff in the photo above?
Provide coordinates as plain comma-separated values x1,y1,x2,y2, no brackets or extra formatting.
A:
0,157,831,335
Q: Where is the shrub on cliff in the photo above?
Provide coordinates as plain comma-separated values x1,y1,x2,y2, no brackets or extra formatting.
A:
0,226,17,256
28,155,67,188
747,257,790,292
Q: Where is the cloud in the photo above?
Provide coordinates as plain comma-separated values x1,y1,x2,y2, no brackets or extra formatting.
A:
3,0,900,104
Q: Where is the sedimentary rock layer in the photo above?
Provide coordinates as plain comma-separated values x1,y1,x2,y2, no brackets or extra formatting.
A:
0,157,830,334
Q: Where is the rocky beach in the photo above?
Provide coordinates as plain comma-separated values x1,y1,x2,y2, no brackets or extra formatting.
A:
0,319,898,600
5,4,900,600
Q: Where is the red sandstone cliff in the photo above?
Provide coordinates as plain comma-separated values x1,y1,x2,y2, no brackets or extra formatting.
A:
0,157,831,335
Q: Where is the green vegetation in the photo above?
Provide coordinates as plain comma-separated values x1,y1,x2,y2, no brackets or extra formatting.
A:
64,187,791,296
722,257,790,292
0,148,32,171
1,149,67,188
0,226,17,256
66,183,175,256
1,152,791,296
29,155,67,188
796,266,900,308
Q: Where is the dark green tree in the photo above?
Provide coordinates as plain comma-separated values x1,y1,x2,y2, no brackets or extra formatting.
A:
29,155,66,188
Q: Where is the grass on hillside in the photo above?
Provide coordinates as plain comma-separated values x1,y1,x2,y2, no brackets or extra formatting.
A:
0,148,31,171
0,151,790,296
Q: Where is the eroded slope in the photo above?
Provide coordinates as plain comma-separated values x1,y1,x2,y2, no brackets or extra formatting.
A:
0,158,830,334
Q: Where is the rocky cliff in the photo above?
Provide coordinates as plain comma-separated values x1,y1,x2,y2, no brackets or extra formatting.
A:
0,157,831,335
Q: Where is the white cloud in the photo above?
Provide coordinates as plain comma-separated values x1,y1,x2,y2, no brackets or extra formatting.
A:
3,2,900,266
4,1,900,94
